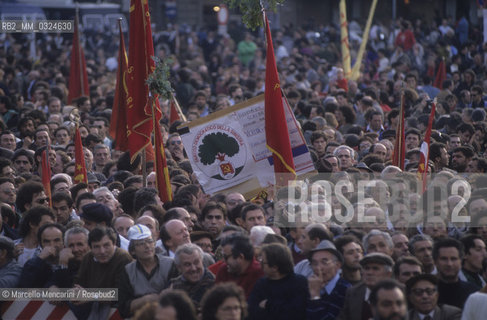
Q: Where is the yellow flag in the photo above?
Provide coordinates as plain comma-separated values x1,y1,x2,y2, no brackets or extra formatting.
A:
339,0,351,78
350,0,378,81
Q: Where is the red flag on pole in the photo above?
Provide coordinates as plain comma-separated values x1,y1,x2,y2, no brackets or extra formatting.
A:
126,0,162,163
74,125,88,184
418,102,436,192
264,14,296,186
67,12,89,104
41,148,52,206
392,94,406,170
433,59,446,89
153,105,172,203
110,19,129,151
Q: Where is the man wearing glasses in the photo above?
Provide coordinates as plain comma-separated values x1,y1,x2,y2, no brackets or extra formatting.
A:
406,274,461,320
471,85,486,109
15,181,49,214
306,240,351,320
118,224,178,318
167,133,186,162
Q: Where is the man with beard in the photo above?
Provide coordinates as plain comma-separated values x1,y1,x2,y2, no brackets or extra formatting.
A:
335,235,364,285
0,178,16,208
450,146,474,173
429,143,449,172
16,117,35,150
12,149,34,175
370,279,408,320
215,233,263,298
19,223,65,287
167,133,185,162
406,274,461,320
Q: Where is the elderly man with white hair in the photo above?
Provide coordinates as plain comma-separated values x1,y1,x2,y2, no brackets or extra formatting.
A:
249,225,275,247
170,243,215,309
333,145,356,171
93,186,122,216
363,229,394,257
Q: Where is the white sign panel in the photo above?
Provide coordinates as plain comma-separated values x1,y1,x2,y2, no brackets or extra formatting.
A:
179,94,315,196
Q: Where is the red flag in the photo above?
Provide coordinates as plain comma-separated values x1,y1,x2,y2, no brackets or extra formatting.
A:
418,102,436,192
433,59,446,89
74,125,88,184
67,14,89,104
126,0,162,163
392,94,406,170
41,148,52,206
153,105,172,202
264,14,296,185
110,20,129,151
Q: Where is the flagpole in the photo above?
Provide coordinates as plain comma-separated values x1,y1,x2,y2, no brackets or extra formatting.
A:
170,92,187,122
350,0,378,80
75,5,84,96
339,0,351,78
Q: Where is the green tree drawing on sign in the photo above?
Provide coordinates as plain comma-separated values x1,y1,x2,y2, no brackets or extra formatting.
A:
198,132,239,165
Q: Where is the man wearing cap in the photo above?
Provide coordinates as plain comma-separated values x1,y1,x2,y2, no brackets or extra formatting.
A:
306,240,352,320
338,252,394,320
136,215,165,255
80,202,113,232
0,235,22,287
86,172,100,193
294,223,333,278
118,224,178,318
80,202,129,251
406,274,461,320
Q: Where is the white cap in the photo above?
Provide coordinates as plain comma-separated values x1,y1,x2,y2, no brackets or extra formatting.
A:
127,224,152,241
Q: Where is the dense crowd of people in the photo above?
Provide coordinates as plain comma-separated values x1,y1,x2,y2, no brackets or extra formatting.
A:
1,9,487,320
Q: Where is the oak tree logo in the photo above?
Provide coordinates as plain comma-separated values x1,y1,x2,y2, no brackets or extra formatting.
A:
198,132,244,180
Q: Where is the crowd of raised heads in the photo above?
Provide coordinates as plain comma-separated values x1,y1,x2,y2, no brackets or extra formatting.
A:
1,12,487,320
